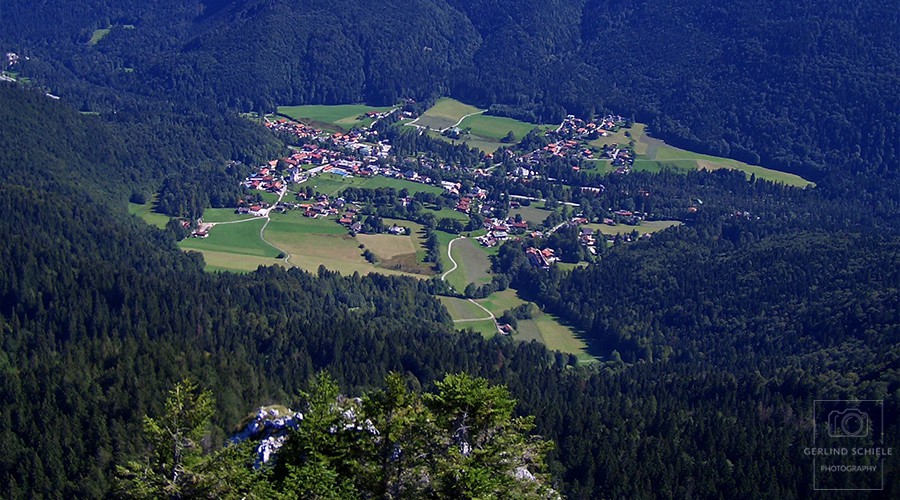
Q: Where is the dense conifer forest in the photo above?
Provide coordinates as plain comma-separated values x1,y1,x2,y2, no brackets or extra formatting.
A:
1,0,898,497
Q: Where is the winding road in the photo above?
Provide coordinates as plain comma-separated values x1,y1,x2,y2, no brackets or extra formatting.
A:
406,110,486,133
205,188,294,266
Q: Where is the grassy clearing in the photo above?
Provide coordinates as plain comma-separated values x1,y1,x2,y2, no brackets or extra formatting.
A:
517,312,595,363
603,123,814,186
277,104,395,130
445,237,493,291
88,28,111,46
128,201,169,229
266,212,346,235
587,220,682,237
264,212,419,278
438,296,497,339
179,219,279,258
556,262,589,272
510,205,553,226
429,206,469,222
474,288,527,317
381,218,429,263
356,234,416,260
412,98,483,130
191,250,280,273
307,173,443,198
201,208,255,223
458,114,550,141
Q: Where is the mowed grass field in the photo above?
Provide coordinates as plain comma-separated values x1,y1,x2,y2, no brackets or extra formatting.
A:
593,123,814,187
474,288,595,363
200,208,255,223
474,288,526,316
457,114,550,141
179,219,281,272
438,296,497,338
412,102,553,153
277,104,395,131
444,237,493,291
412,98,483,130
516,312,595,363
307,173,443,198
510,205,554,227
264,212,426,278
128,200,169,229
587,220,682,237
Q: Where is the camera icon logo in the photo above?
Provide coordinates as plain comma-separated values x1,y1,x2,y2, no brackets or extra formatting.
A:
827,408,869,438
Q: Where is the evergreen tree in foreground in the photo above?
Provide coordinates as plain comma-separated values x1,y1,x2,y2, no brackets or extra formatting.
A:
118,374,558,499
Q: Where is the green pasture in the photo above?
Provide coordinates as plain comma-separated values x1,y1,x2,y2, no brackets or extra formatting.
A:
88,28,111,46
380,217,430,264
516,312,595,363
438,296,497,339
266,212,346,235
200,208,255,223
308,173,443,198
412,98,483,130
264,212,418,278
594,123,814,186
458,114,550,141
474,288,527,317
179,219,279,258
587,220,682,237
128,200,169,229
510,205,553,227
277,104,395,130
443,237,492,291
429,206,469,222
422,127,505,154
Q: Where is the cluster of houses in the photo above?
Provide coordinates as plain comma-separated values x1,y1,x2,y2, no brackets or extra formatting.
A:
526,247,559,268
242,166,285,192
264,120,320,141
554,114,626,139
297,193,343,218
600,145,635,174
476,217,530,247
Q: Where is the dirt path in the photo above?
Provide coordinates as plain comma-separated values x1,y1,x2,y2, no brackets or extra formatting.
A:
442,236,498,328
441,237,464,281
257,189,292,265
440,110,485,132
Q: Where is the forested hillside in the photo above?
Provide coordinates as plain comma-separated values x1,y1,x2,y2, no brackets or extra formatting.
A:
1,1,898,498
3,0,895,182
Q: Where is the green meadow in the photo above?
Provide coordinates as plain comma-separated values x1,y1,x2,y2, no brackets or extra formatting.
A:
443,237,493,291
516,311,595,363
200,208,255,223
510,205,554,227
457,114,550,141
128,200,169,229
87,28,111,46
592,123,814,187
410,99,552,153
264,212,422,278
587,220,683,237
277,104,395,131
412,98,483,130
306,173,443,198
438,296,498,339
178,219,281,272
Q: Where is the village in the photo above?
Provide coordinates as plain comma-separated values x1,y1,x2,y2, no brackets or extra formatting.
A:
207,110,654,267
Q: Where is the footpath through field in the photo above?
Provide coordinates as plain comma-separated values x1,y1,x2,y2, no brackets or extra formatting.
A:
442,237,498,325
